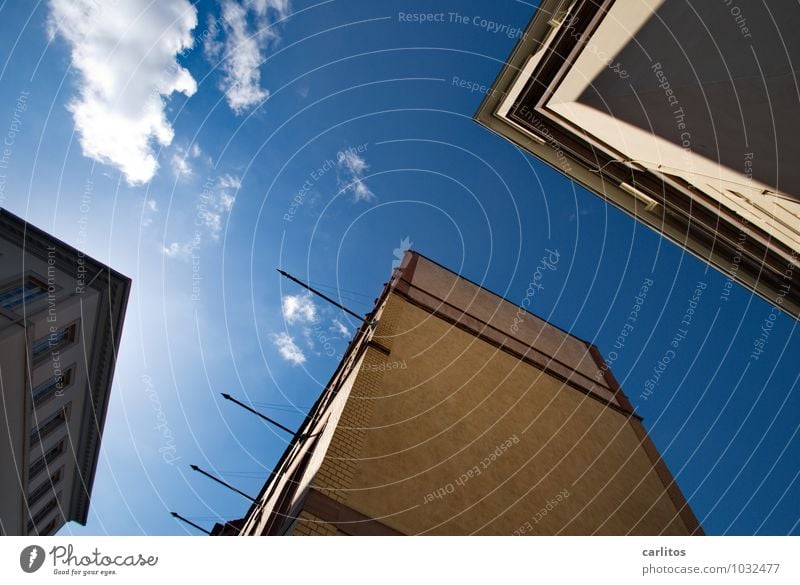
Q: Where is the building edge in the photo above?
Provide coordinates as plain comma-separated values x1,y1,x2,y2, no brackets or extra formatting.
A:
221,250,702,536
0,208,132,526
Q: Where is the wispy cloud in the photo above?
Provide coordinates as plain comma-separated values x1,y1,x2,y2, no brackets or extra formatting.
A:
48,0,198,184
281,293,316,325
170,143,204,179
218,173,242,190
204,0,290,114
337,149,375,202
161,241,196,259
161,174,239,258
141,199,159,227
272,332,306,365
171,155,192,179
197,174,239,241
331,318,350,337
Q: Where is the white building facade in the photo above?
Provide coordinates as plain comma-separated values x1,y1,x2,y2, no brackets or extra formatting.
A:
0,209,130,535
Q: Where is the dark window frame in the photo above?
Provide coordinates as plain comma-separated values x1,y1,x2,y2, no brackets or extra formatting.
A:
27,466,64,507
30,403,71,447
31,366,75,409
0,274,49,312
28,439,66,480
32,321,80,363
37,517,59,536
26,491,61,535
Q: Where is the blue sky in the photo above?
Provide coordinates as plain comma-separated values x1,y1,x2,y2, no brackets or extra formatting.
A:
0,0,797,535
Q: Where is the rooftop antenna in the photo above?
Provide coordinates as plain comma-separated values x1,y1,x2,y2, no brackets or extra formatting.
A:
170,511,212,535
190,464,259,505
277,268,371,324
221,393,296,437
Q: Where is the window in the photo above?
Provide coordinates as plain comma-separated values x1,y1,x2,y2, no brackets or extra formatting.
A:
32,323,77,361
27,467,63,507
0,277,47,311
31,368,73,408
26,492,61,534
28,440,66,479
30,404,71,447
37,517,59,536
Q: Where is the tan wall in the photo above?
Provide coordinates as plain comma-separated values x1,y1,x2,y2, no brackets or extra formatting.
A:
399,255,617,405
240,297,395,535
240,348,369,535
292,511,339,536
307,293,692,535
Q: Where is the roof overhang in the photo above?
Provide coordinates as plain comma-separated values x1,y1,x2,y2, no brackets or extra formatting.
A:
476,0,800,318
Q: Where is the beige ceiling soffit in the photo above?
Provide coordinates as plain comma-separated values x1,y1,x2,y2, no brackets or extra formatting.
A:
620,182,660,211
493,58,547,146
496,53,545,119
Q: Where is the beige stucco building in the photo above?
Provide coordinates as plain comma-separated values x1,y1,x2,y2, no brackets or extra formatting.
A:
218,251,701,535
0,209,130,535
476,0,800,317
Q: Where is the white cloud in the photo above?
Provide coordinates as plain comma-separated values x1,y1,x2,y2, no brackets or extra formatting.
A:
352,181,374,202
302,326,315,349
204,0,290,114
218,173,242,190
161,241,196,259
331,318,350,337
170,143,203,178
161,174,238,259
48,0,198,185
272,332,306,365
337,149,375,202
219,192,235,212
338,150,367,175
171,154,192,178
281,293,316,324
197,174,240,240
142,198,159,226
